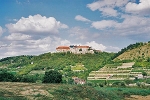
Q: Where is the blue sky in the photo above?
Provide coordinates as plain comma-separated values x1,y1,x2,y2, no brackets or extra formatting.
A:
0,0,150,59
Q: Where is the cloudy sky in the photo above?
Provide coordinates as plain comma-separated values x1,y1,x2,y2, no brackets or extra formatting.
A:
0,0,150,59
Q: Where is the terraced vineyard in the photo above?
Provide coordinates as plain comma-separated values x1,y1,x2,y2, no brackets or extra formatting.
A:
87,62,150,81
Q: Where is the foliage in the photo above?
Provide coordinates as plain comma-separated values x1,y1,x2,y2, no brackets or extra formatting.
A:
124,80,135,85
146,79,150,84
0,69,43,83
18,64,36,75
0,52,114,80
105,63,122,68
0,52,114,73
133,61,150,68
111,81,126,87
0,70,15,82
142,71,147,76
51,85,104,100
43,70,62,83
95,87,150,100
0,89,27,100
1,82,150,100
112,42,144,59
71,63,87,70
0,55,33,67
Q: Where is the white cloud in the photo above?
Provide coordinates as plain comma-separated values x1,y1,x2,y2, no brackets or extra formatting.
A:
61,40,71,46
92,20,118,30
85,41,106,51
5,33,31,41
6,14,68,34
69,27,88,40
84,40,121,53
126,0,150,15
75,15,91,22
117,15,149,29
0,36,72,59
114,15,150,36
0,26,3,36
105,46,120,53
87,0,129,17
91,14,150,36
101,7,118,17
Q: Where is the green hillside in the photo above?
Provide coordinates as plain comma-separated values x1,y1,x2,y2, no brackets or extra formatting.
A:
87,41,150,84
114,42,150,61
1,41,150,83
1,42,150,100
112,41,150,69
0,52,114,81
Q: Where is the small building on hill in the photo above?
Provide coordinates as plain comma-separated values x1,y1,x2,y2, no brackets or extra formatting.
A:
56,46,70,53
72,77,86,85
56,45,94,54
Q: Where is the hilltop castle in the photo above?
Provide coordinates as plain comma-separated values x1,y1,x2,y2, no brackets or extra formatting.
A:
56,45,95,54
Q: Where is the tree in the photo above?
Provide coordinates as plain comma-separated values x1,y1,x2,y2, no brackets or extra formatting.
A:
142,71,147,77
0,70,15,82
43,70,62,83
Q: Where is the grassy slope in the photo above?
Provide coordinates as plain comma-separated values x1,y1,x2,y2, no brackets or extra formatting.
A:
114,42,150,61
0,52,115,75
0,82,105,100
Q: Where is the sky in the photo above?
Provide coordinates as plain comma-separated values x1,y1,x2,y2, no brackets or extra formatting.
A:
0,0,150,59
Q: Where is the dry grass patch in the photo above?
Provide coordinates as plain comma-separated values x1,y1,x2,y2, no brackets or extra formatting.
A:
0,82,60,100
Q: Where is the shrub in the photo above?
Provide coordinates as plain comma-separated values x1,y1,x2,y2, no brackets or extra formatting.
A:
111,81,126,87
124,79,134,85
0,70,16,82
43,70,62,83
146,79,150,84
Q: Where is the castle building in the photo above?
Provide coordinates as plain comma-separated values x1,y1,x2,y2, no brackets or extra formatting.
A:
56,45,94,54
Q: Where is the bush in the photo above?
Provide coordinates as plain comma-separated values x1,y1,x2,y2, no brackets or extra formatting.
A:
146,79,150,84
124,80,134,85
20,75,37,83
43,70,62,83
52,85,103,100
111,81,126,87
0,70,16,82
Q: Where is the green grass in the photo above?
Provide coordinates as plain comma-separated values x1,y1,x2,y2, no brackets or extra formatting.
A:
50,85,106,100
105,63,122,68
18,64,36,75
0,97,27,100
29,70,45,75
1,82,150,100
0,89,27,100
71,64,87,71
88,80,125,84
95,87,150,100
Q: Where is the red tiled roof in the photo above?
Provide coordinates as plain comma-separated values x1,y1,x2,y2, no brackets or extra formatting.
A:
56,46,70,49
77,46,89,48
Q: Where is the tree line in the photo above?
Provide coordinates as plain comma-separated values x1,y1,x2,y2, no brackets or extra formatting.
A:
0,69,62,83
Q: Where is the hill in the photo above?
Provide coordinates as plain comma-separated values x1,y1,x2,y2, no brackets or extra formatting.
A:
0,52,115,82
113,42,150,61
1,41,150,83
87,42,150,83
